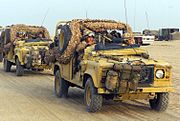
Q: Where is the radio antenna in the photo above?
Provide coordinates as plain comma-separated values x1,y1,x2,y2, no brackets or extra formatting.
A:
41,8,50,26
85,10,88,19
133,0,136,31
124,0,128,26
145,11,150,30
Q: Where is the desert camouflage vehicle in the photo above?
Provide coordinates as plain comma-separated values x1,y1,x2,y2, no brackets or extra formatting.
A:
0,26,4,61
0,24,52,76
48,19,174,112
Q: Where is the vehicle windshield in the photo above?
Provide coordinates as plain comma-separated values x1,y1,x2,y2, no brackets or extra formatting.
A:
16,31,49,42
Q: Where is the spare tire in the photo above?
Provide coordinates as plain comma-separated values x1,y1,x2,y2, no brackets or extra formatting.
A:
59,25,71,54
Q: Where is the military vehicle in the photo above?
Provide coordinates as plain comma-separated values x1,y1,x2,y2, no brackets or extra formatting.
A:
158,28,179,41
47,19,174,112
0,24,52,76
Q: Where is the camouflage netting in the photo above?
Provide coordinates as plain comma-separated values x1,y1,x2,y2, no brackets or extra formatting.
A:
9,24,50,41
55,19,134,64
80,19,132,34
1,24,51,54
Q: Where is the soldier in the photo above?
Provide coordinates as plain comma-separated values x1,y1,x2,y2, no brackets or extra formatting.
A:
122,33,135,45
37,32,44,39
74,31,95,73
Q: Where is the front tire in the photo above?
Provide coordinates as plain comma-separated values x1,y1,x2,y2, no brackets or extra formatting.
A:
84,78,103,112
54,70,69,98
149,92,169,112
3,59,12,72
16,58,24,76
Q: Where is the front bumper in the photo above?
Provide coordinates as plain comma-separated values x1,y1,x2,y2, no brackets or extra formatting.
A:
136,87,174,93
97,86,174,94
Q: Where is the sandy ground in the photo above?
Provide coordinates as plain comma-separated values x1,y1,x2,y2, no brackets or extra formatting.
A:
0,41,180,121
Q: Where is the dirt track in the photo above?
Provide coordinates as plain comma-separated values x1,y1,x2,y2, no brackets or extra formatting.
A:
0,41,180,121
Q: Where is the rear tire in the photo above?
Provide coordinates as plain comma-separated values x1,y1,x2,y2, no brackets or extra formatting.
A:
0,53,3,62
16,58,24,76
3,59,12,72
149,92,169,112
54,70,69,98
84,78,103,112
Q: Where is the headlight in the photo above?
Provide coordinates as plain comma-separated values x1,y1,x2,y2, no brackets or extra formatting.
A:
155,69,164,79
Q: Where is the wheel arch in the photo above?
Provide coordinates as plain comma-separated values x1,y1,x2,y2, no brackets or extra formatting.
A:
53,63,61,75
83,73,98,88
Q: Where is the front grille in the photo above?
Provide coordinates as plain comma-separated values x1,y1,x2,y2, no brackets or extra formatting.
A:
138,65,154,85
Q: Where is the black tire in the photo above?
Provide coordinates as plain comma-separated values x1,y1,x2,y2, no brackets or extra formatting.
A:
84,78,103,112
149,92,169,112
16,58,24,76
0,53,3,62
3,59,12,72
58,25,71,53
54,70,69,98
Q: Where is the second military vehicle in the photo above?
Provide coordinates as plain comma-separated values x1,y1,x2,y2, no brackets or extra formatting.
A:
0,24,52,76
158,28,179,41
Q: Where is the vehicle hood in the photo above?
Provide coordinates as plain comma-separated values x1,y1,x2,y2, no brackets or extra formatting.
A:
87,48,172,68
96,47,148,56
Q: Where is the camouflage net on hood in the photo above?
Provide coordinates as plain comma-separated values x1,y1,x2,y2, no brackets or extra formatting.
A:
55,19,134,64
9,24,50,41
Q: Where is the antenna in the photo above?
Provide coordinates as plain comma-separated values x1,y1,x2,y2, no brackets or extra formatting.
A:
85,10,88,19
145,11,150,30
124,0,128,26
133,0,136,31
41,8,50,26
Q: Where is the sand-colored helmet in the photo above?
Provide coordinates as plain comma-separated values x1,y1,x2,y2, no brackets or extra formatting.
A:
84,29,94,37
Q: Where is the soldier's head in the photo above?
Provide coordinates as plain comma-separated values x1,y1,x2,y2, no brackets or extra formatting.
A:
16,32,24,38
86,32,95,45
122,33,135,45
38,32,44,38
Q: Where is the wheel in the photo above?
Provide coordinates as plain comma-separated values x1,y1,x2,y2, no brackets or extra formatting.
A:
149,92,169,112
16,58,24,76
3,59,12,72
0,53,3,62
84,78,103,112
54,70,69,98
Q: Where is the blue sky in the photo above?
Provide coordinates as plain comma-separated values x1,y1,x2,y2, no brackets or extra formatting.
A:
0,0,179,34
